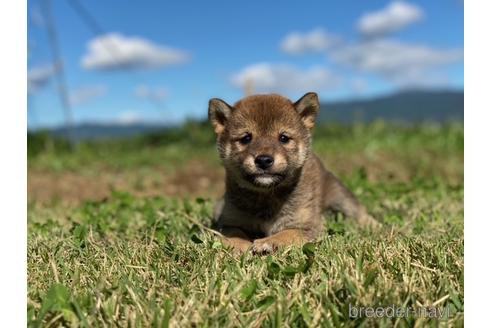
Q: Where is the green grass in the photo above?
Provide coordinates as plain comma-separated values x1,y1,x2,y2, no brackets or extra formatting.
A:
27,122,464,327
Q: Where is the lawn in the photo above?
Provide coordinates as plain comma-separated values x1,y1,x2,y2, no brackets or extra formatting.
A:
27,122,464,327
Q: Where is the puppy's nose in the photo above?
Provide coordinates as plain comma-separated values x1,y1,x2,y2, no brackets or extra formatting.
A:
255,155,274,169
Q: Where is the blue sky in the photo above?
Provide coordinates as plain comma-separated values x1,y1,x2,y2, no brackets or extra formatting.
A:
27,0,464,128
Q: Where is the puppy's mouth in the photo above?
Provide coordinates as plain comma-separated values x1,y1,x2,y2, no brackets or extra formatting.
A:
245,172,285,187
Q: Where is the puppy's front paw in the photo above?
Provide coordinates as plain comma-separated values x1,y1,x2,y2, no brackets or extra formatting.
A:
252,238,277,254
222,237,252,254
359,213,382,229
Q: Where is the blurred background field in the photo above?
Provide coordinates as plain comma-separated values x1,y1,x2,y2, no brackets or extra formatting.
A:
28,119,463,206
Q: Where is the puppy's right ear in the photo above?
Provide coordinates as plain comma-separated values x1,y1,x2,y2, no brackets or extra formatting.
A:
208,98,233,134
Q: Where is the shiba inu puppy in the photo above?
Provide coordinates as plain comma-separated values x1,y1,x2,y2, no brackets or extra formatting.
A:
208,92,379,253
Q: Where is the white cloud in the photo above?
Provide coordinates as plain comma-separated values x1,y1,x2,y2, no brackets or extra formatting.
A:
351,78,368,94
357,1,423,37
231,63,341,93
134,85,168,102
27,64,58,94
116,111,143,125
81,33,190,71
280,28,340,55
69,85,107,106
331,40,462,86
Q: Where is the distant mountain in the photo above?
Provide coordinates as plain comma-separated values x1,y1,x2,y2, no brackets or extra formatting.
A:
35,90,463,141
48,123,168,141
319,89,463,123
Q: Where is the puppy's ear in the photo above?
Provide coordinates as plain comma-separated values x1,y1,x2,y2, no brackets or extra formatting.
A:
293,92,320,129
208,98,233,134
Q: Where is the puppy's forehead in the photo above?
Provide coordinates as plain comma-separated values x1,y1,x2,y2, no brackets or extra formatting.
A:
230,94,299,131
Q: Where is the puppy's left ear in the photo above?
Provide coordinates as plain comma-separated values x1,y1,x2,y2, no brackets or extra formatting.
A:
294,92,320,129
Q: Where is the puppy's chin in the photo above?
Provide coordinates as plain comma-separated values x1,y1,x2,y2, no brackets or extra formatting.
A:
244,173,285,189
253,175,278,187
227,165,290,190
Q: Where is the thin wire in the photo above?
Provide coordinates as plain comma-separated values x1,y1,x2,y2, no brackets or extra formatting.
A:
41,0,74,145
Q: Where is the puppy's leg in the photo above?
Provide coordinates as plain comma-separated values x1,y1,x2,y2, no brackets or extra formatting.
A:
323,171,380,228
219,226,253,253
252,229,311,254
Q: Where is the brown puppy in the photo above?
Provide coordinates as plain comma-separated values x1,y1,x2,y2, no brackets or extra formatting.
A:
208,92,379,254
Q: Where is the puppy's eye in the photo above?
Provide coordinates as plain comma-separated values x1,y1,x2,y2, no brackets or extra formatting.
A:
239,133,252,145
279,134,291,144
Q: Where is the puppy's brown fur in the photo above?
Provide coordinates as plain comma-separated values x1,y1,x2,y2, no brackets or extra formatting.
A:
209,93,379,253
